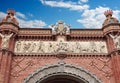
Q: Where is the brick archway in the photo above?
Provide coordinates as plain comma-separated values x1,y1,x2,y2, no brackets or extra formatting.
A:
23,61,102,83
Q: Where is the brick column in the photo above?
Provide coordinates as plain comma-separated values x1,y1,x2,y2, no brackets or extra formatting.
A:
0,33,15,83
107,34,120,83
105,32,120,83
111,51,120,83
0,9,19,83
0,49,13,83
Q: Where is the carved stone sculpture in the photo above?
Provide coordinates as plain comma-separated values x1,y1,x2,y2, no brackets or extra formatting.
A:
109,33,120,49
14,40,108,54
49,21,70,35
0,33,13,48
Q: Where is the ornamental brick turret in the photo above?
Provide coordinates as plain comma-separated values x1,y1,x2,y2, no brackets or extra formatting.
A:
102,10,120,83
0,9,19,34
0,9,19,83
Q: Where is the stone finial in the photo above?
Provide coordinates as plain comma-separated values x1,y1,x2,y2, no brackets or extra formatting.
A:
7,9,16,16
102,10,119,27
104,10,113,17
1,9,19,25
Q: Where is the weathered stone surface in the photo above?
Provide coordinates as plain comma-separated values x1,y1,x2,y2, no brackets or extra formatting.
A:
14,40,108,54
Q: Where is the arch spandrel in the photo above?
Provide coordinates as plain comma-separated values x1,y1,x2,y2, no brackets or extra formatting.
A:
23,61,102,83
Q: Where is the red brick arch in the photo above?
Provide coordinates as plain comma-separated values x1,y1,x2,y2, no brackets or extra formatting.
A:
23,61,102,83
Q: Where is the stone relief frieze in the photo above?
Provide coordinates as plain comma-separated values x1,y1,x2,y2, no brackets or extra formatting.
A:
14,40,108,54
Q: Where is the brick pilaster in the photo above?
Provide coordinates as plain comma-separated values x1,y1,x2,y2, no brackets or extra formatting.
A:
0,49,13,83
111,51,120,83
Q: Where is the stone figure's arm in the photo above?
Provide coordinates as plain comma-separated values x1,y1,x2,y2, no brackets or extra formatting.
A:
118,35,120,39
8,33,13,38
109,34,114,39
49,25,53,29
0,33,4,38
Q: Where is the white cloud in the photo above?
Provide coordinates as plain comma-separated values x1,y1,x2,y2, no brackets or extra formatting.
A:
16,12,26,19
77,6,120,28
40,0,89,11
0,12,6,21
40,0,120,29
112,10,120,20
79,0,88,3
0,11,46,28
18,19,46,28
28,13,33,17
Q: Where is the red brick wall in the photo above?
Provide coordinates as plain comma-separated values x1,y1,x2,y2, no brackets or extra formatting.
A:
10,56,115,83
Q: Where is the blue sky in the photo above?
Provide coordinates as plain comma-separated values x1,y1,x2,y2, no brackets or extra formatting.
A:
0,0,120,29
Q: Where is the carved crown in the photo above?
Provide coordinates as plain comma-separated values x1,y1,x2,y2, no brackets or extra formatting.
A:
104,10,113,17
102,10,119,27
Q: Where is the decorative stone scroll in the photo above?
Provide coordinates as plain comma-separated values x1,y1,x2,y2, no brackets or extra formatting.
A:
14,40,108,54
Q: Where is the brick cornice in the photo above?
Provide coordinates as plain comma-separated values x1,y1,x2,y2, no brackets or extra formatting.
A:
0,22,19,35
102,23,120,30
14,53,108,58
0,22,19,28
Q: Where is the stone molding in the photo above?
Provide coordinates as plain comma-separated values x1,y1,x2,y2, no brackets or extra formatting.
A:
18,29,103,37
0,48,14,55
23,62,102,83
102,23,120,36
108,48,120,55
14,53,108,57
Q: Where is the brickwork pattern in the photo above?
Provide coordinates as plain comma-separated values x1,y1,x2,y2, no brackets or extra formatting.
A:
10,56,114,83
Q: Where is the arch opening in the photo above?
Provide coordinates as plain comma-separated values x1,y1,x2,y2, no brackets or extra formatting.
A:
23,62,102,83
40,74,86,83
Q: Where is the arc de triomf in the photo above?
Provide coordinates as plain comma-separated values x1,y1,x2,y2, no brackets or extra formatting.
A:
0,9,120,83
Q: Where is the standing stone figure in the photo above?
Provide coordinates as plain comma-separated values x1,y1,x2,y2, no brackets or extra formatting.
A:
16,41,21,52
109,33,120,49
99,42,106,53
56,40,68,52
0,33,13,48
89,42,98,53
